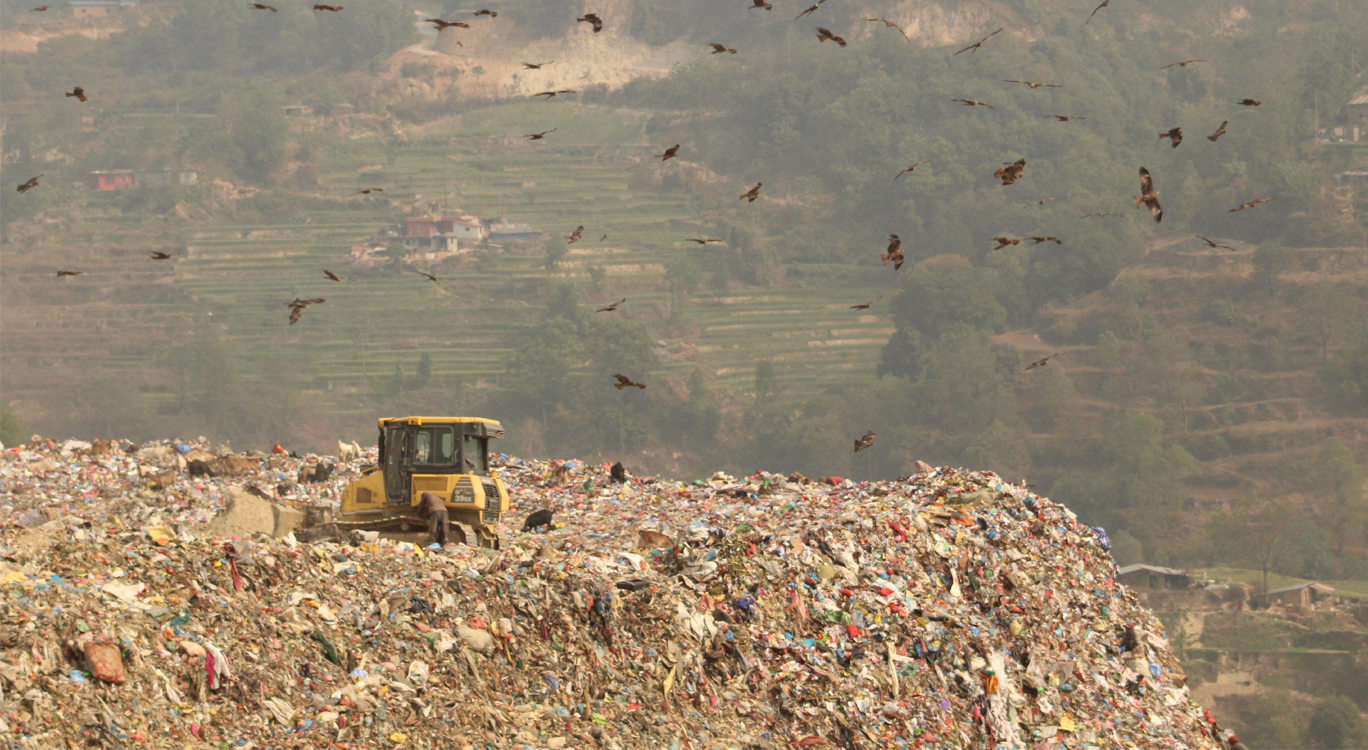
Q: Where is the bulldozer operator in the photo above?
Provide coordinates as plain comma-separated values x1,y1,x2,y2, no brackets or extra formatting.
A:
419,491,449,547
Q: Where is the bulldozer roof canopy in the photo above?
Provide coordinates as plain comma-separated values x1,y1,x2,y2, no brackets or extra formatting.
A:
379,417,504,435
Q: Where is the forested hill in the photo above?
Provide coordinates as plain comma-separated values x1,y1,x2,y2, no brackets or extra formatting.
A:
2,0,1368,581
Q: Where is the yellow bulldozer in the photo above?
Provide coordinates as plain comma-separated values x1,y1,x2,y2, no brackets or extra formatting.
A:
300,417,509,548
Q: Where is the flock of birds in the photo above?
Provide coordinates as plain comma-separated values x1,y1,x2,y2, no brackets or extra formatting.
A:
16,1,1279,457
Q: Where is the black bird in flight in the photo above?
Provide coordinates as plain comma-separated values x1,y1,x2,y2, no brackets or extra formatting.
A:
1046,115,1085,122
853,431,876,452
522,61,553,69
1134,167,1162,223
1028,236,1062,244
414,271,443,281
576,13,603,32
850,296,881,310
1195,235,1236,251
657,144,680,160
740,183,762,202
685,238,724,245
1237,98,1261,107
1005,79,1060,89
1087,0,1109,23
994,159,1025,185
473,9,497,17
1161,59,1206,69
56,269,84,277
596,298,626,313
954,28,1002,55
567,225,584,243
1025,354,1057,371
1159,127,1183,148
16,174,43,193
66,86,87,102
796,3,819,19
953,98,993,108
865,18,908,39
150,251,174,260
355,187,383,194
323,269,344,281
32,5,51,10
1229,197,1272,212
709,43,737,54
249,3,276,10
613,374,647,390
426,18,469,29
816,28,846,46
749,0,772,10
881,234,904,269
524,128,557,140
1024,197,1058,207
313,4,342,11
1207,121,1228,141
534,90,577,98
894,162,927,180
993,236,1021,250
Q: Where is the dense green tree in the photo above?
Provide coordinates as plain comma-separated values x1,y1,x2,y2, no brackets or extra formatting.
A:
218,84,288,184
1208,499,1327,594
0,402,28,447
1308,695,1364,750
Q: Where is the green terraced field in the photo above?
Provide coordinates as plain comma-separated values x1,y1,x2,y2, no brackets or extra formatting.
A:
2,103,896,416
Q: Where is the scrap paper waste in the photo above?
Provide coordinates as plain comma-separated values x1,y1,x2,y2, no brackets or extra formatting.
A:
0,437,1239,750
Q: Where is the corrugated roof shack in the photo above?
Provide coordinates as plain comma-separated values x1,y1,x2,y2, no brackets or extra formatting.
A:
1118,564,1193,589
1251,582,1337,610
1347,91,1368,125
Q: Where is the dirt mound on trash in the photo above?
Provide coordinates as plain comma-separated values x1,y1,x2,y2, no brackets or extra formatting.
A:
199,485,276,538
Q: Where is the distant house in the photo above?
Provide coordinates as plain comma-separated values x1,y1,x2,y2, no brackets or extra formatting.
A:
1251,582,1336,609
284,105,315,117
86,169,198,190
318,103,354,117
486,218,544,243
1346,90,1368,125
1117,564,1193,589
403,215,486,252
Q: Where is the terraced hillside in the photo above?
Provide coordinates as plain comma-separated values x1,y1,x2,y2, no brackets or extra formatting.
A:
0,103,897,435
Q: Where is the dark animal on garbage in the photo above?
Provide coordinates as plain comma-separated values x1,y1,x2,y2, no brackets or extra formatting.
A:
610,461,627,483
148,469,177,489
634,529,673,551
187,459,215,478
522,509,554,533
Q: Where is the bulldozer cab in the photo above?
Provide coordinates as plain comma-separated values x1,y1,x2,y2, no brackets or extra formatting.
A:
378,418,499,505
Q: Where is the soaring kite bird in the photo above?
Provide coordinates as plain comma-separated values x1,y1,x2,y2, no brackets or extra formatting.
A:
249,3,277,10
566,225,585,243
952,98,993,108
709,44,737,54
1028,236,1063,245
894,162,928,180
1134,167,1163,223
414,271,443,282
739,183,762,202
576,13,603,32
313,4,342,10
522,61,553,69
1159,127,1183,148
1195,235,1236,251
595,298,626,313
1086,0,1109,23
853,431,876,452
66,87,87,102
684,238,724,245
1161,59,1207,69
993,236,1021,250
523,129,557,140
150,251,174,260
612,374,647,390
816,28,846,46
865,18,908,39
1229,197,1273,212
1237,99,1262,107
1005,79,1061,89
56,270,84,277
656,144,680,160
16,174,43,193
850,296,882,310
748,0,772,9
1046,115,1085,122
994,159,1025,186
1207,121,1228,141
796,3,819,18
534,90,577,98
355,187,383,194
954,27,1002,55
323,269,345,281
1024,354,1058,371
425,18,470,29
473,9,497,16
881,234,904,269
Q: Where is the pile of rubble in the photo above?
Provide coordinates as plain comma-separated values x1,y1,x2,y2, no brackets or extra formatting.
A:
0,437,1240,749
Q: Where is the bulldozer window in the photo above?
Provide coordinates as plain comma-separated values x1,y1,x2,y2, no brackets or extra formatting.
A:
462,434,488,475
413,426,456,467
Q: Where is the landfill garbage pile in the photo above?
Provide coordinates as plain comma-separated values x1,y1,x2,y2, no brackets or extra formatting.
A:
0,437,1239,750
